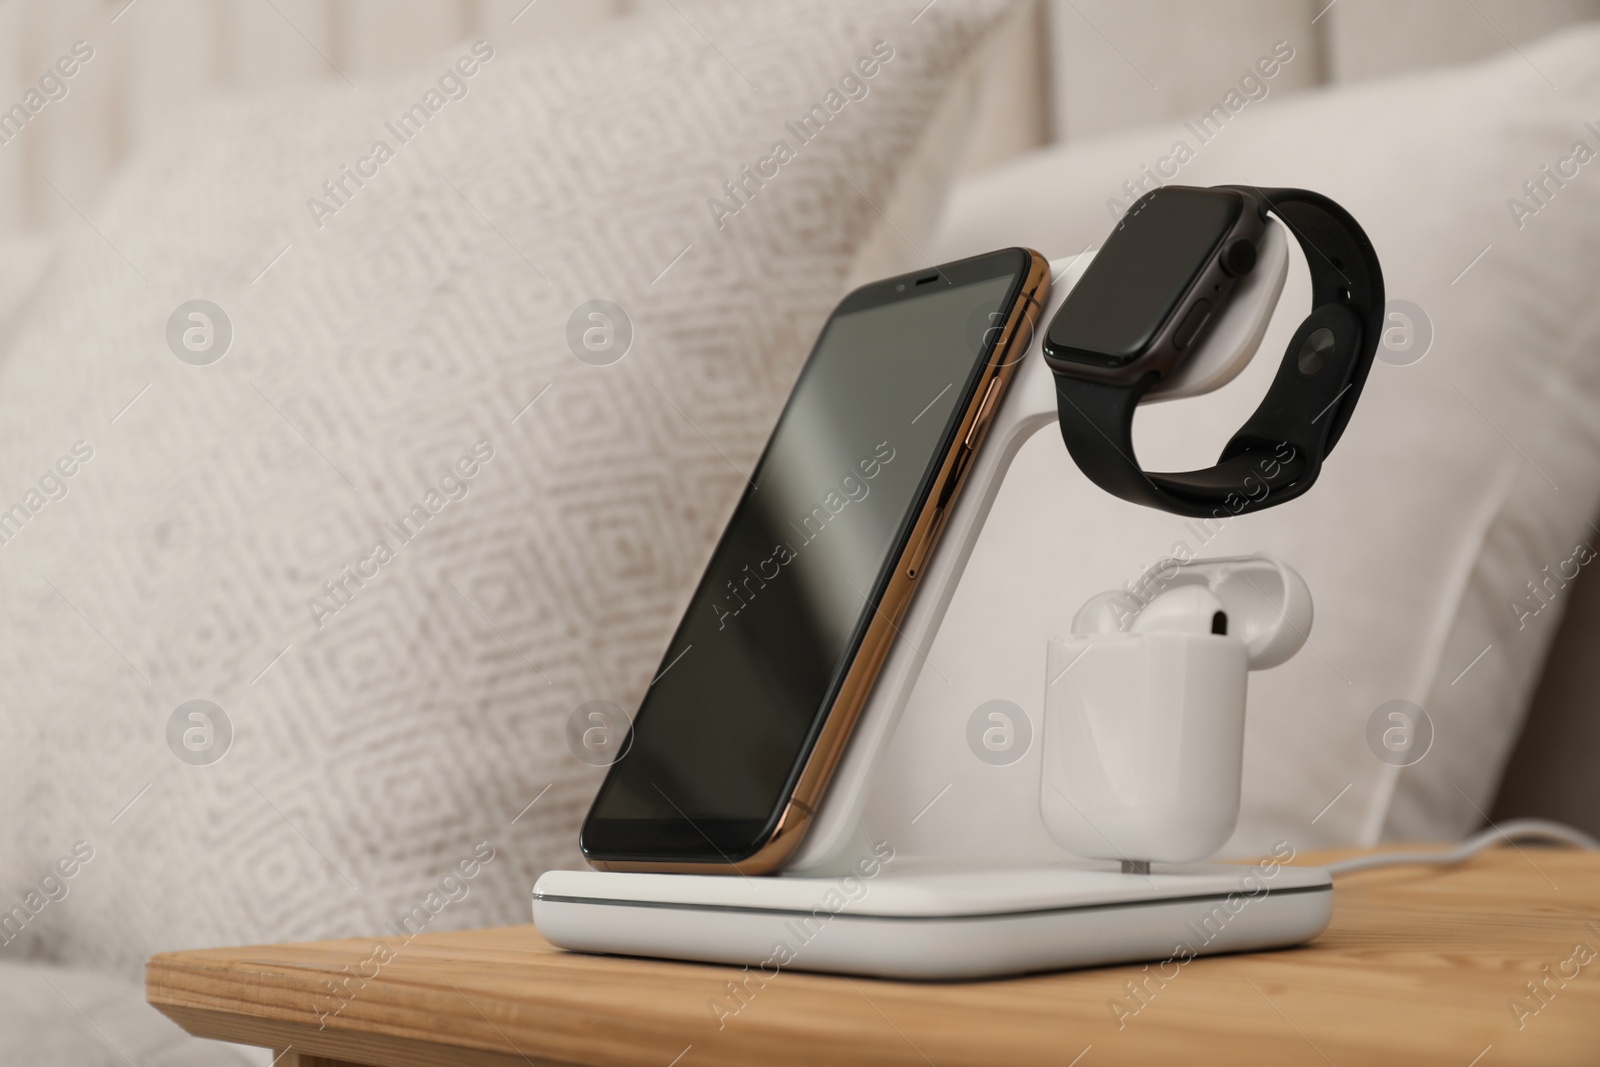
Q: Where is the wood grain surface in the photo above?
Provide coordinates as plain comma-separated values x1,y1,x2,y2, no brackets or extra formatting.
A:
147,848,1600,1067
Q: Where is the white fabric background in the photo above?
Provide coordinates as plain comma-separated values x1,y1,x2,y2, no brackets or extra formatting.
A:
4,0,1596,243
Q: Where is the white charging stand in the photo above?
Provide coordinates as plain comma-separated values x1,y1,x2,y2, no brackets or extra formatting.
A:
535,224,1335,979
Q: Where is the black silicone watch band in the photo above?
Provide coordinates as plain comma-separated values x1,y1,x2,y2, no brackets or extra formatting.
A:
1053,187,1384,518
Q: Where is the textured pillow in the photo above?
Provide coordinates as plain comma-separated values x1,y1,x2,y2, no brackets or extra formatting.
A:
921,24,1600,856
0,0,1011,979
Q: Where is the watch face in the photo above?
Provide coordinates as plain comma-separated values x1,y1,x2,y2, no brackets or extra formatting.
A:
1045,187,1243,367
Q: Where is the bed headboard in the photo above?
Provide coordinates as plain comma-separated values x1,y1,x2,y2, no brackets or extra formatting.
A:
1,0,1594,241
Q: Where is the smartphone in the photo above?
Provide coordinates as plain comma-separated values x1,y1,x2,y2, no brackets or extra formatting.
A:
580,247,1051,873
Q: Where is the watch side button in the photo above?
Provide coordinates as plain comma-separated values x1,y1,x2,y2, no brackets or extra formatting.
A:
1174,299,1212,350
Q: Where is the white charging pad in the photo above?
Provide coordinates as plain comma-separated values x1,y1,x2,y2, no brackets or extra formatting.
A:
535,227,1316,980
534,862,1330,980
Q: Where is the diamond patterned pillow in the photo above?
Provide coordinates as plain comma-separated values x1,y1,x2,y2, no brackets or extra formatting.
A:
0,0,1010,978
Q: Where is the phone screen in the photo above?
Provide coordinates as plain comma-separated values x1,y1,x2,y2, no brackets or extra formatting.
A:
581,249,1032,864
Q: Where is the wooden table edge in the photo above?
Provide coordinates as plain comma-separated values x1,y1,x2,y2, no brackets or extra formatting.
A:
150,1001,576,1067
145,847,1600,1067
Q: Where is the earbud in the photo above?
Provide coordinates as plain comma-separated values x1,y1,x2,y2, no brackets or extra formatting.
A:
1070,554,1310,669
1130,585,1227,636
1070,590,1143,635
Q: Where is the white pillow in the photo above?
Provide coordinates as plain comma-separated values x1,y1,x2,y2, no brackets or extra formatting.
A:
925,23,1600,854
0,0,1012,977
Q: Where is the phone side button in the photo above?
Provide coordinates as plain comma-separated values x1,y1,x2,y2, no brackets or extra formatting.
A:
963,377,1003,450
906,507,943,580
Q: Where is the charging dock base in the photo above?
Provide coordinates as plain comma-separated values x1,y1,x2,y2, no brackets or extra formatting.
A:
533,864,1332,980
535,233,1323,981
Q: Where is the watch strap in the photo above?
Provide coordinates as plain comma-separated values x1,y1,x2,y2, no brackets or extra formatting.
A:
1053,186,1384,518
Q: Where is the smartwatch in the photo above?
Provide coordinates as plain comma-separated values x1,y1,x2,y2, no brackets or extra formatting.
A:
1042,185,1384,518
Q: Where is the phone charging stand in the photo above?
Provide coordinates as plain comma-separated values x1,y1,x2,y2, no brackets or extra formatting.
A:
535,223,1335,980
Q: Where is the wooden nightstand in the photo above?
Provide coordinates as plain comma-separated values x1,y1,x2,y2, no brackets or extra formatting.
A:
147,848,1600,1066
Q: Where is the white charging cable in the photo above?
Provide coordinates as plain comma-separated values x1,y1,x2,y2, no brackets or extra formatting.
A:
1324,818,1599,876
